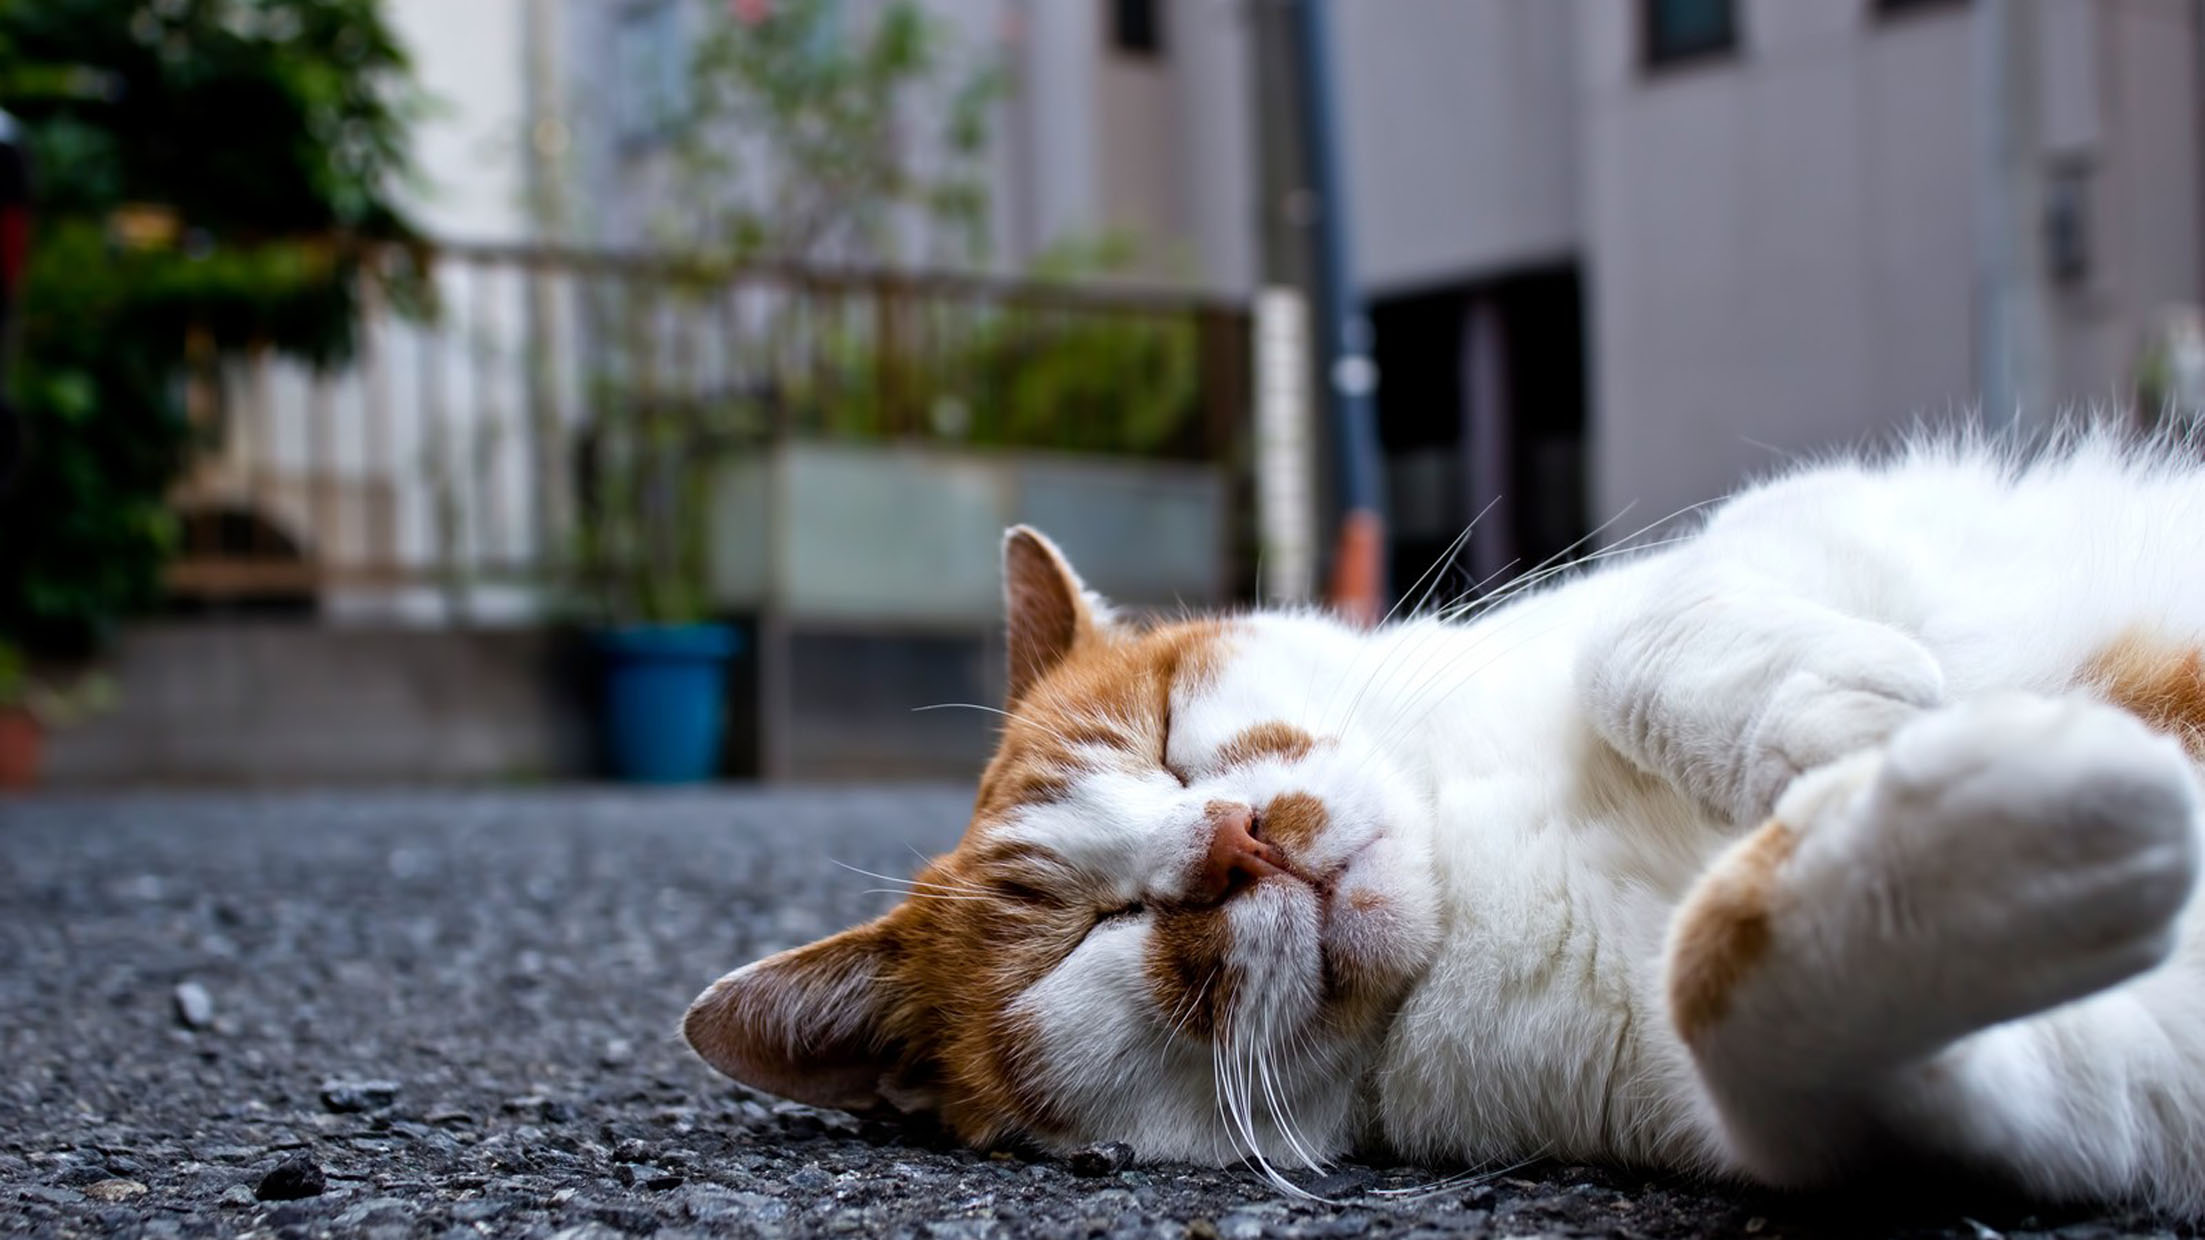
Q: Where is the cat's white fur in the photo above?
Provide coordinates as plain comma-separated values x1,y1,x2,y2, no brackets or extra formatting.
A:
1004,428,2205,1210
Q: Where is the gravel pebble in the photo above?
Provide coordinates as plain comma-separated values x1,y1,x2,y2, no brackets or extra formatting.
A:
173,981,215,1030
320,1077,401,1113
255,1155,327,1201
81,1178,146,1202
0,789,2187,1239
1070,1142,1137,1178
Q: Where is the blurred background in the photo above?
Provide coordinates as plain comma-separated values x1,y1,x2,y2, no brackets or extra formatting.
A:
0,0,2198,788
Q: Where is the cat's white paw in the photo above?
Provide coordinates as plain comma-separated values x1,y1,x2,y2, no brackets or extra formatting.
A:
1736,626,1943,822
1789,694,2200,1061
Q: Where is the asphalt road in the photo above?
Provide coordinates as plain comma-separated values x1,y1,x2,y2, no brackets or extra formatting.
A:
0,788,2191,1239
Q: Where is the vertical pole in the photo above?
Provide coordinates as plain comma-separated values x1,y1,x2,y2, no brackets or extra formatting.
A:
1461,296,1514,586
1975,0,2049,435
1255,288,1317,604
1284,0,1386,625
522,0,566,592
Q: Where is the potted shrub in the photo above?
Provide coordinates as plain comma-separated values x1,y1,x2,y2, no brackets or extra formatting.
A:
574,384,743,784
0,639,113,791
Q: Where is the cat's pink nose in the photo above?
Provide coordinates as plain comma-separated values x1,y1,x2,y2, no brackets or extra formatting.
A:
1192,803,1286,905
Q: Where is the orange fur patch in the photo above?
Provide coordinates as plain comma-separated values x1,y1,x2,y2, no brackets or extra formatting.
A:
1667,820,1798,1044
1218,721,1317,770
696,532,1250,1149
1261,790,1330,855
1143,904,1236,1040
973,619,1228,823
902,616,1233,1143
2078,628,2205,760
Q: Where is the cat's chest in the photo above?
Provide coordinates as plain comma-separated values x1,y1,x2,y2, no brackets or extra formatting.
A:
1369,723,1724,1163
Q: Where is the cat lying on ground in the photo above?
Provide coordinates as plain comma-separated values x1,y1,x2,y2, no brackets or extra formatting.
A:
686,427,2205,1213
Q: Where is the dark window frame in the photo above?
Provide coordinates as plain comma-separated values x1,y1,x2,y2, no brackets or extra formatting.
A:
1640,0,1740,73
612,0,686,154
1110,0,1163,58
1872,0,1970,19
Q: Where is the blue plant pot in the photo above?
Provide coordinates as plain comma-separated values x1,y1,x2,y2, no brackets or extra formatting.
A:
593,623,741,784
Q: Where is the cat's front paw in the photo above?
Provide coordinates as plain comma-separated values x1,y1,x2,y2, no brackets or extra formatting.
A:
1808,695,2199,1054
1735,627,1943,822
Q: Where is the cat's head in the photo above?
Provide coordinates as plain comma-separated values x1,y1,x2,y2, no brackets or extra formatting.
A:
683,527,1442,1165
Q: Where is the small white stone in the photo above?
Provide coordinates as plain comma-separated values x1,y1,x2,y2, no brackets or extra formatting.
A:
84,1178,147,1203
174,981,214,1030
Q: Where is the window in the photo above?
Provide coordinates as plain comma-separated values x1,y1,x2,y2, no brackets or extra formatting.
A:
2046,159,2092,287
1642,0,1737,69
1111,0,1162,57
614,1,686,149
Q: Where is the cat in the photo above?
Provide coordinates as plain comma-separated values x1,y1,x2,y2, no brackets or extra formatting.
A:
684,426,2205,1213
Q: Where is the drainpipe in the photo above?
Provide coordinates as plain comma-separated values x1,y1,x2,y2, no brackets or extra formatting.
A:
1975,0,2050,435
521,0,566,569
1284,0,1386,625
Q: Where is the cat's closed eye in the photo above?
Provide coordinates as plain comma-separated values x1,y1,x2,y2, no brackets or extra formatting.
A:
998,879,1051,905
1161,711,1190,785
1098,901,1145,924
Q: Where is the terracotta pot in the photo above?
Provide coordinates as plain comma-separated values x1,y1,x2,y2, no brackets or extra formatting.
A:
0,707,42,791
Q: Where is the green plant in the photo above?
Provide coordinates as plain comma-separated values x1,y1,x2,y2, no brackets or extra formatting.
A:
570,379,733,627
565,0,1001,626
0,637,114,727
665,0,1002,267
0,0,426,656
775,235,1205,456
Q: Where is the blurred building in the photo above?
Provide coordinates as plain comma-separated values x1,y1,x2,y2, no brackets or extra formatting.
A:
564,0,2202,576
54,0,2205,785
231,0,2205,595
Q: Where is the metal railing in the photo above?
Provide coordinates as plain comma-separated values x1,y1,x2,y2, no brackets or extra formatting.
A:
164,242,1251,613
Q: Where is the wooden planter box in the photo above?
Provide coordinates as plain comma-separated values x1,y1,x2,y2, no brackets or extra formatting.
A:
706,442,1229,777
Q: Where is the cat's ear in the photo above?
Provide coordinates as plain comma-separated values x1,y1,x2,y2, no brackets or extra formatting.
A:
682,920,905,1113
1003,525,1112,701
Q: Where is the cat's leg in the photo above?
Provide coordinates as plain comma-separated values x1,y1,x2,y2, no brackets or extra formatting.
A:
1668,693,2205,1205
1584,560,1945,826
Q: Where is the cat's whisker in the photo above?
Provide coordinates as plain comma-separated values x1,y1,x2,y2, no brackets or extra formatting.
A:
1431,496,1715,626
1329,614,1451,742
1375,608,1587,741
1353,511,1706,759
1322,511,1499,739
1356,614,1576,775
910,701,1084,751
1367,1145,1556,1204
1327,495,1635,743
1314,508,1489,740
1443,498,1647,613
1437,497,1717,623
1163,967,1220,1048
1231,1032,1322,1200
1343,627,1549,784
1256,1022,1327,1174
1384,501,1492,629
830,860,995,899
1349,531,1693,766
1213,1031,1267,1183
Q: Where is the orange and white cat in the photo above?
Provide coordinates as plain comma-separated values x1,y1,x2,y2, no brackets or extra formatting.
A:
686,429,2205,1212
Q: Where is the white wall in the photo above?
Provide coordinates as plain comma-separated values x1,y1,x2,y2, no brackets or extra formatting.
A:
233,1,546,624
1580,0,2204,532
1334,0,1581,294
1168,0,1259,293
387,0,532,242
1583,0,1981,528
2068,0,2203,401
